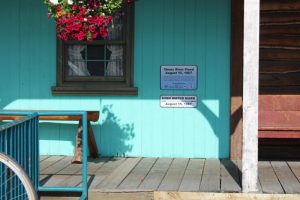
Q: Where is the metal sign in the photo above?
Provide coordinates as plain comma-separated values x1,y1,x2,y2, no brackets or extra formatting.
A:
160,65,198,90
160,96,197,108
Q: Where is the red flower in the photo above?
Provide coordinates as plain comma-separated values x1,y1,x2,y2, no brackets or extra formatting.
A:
56,6,62,12
72,4,77,11
77,31,86,41
87,17,96,24
100,27,108,38
92,32,98,39
89,25,96,33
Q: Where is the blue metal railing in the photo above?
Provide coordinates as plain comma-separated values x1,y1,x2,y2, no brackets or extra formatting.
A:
37,111,88,200
0,112,39,199
0,111,88,200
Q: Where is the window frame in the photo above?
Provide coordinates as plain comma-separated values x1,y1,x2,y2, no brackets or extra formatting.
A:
52,3,137,96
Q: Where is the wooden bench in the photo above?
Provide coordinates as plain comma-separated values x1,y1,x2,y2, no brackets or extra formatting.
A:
0,110,99,163
259,95,300,139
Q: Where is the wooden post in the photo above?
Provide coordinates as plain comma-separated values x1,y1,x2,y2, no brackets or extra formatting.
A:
72,120,99,163
242,0,260,193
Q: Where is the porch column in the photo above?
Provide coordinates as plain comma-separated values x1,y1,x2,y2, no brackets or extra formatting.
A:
242,0,260,193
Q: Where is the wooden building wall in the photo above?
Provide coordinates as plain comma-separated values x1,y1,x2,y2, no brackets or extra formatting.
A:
0,0,231,158
259,0,300,140
230,0,300,159
260,0,300,93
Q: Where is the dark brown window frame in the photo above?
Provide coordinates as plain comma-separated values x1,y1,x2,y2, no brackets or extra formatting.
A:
52,3,137,96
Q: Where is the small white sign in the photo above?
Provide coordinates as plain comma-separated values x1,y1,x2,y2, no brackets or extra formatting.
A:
160,96,197,108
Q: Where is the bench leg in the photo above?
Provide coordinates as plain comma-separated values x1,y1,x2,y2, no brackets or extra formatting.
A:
72,120,99,163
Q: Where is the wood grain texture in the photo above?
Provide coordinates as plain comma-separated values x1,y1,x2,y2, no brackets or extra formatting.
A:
261,0,300,11
220,160,241,192
230,0,244,160
271,161,300,194
42,156,72,175
259,0,300,92
97,157,141,189
0,111,99,121
288,161,300,182
200,159,220,192
118,158,157,190
158,158,189,191
178,159,204,192
154,192,300,200
258,161,284,194
40,156,65,173
138,158,173,190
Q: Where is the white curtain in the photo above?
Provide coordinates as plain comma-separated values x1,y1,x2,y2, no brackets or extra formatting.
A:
68,45,90,76
106,19,124,77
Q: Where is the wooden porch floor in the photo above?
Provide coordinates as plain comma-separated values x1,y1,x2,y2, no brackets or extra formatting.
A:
40,156,300,194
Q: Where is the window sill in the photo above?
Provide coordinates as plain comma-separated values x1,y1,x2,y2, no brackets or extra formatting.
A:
52,86,138,96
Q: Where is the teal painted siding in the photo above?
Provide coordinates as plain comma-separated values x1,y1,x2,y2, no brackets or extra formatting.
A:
0,0,231,158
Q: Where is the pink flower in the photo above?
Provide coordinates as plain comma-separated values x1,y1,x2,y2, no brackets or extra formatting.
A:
89,25,96,33
100,27,108,38
72,4,77,11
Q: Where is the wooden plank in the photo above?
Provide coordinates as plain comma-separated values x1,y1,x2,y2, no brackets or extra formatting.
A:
258,161,284,194
260,48,300,61
0,111,99,121
261,0,300,11
158,158,189,191
260,72,300,86
260,36,300,48
138,158,173,190
76,157,111,175
42,175,69,187
88,192,153,200
260,60,300,74
118,158,157,190
220,159,241,192
178,159,204,192
259,131,300,139
90,158,126,189
199,159,220,192
40,155,49,162
42,156,72,175
57,162,82,175
259,111,300,129
287,161,300,182
230,0,244,160
40,156,65,172
261,12,300,25
259,95,300,111
62,175,92,187
154,192,300,200
97,157,141,189
271,161,300,193
261,25,300,36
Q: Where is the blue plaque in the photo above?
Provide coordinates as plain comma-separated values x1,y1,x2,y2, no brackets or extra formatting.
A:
160,65,198,90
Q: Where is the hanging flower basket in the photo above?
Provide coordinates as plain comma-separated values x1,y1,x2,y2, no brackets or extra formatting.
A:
45,0,128,41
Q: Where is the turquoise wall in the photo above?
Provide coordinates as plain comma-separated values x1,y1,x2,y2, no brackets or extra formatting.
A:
0,0,231,158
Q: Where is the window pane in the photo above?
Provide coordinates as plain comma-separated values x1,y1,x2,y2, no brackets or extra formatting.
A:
67,44,124,77
87,61,106,76
106,45,124,76
87,45,105,60
107,15,125,40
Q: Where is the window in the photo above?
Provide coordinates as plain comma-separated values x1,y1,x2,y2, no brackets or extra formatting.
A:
52,3,137,96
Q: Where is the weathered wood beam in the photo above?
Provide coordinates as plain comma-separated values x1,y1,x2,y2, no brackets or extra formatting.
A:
242,0,260,193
